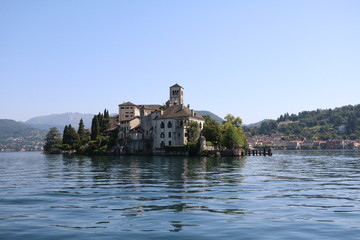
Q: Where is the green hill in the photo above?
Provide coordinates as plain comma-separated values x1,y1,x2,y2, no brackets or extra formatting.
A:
196,110,224,124
0,119,46,151
0,119,41,138
244,104,360,140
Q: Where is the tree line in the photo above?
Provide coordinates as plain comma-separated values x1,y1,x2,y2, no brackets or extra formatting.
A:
201,114,248,149
44,109,119,154
244,104,360,140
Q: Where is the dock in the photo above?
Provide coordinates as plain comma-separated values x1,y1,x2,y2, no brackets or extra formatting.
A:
246,148,272,156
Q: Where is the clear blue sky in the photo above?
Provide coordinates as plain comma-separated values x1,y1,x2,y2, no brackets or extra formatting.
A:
1,0,359,124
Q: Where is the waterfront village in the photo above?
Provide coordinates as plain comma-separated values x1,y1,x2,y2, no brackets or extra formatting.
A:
247,134,360,150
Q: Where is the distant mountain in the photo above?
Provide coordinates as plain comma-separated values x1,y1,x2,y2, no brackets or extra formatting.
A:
196,110,224,124
26,112,94,131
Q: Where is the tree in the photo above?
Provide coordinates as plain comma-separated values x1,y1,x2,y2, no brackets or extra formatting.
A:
62,125,69,144
77,118,87,144
104,109,110,119
187,121,200,143
62,124,79,149
101,109,110,133
202,116,222,145
224,114,242,128
223,114,247,148
222,123,243,149
91,115,100,140
44,127,62,153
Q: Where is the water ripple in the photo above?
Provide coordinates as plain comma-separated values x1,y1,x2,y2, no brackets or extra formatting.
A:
1,151,360,239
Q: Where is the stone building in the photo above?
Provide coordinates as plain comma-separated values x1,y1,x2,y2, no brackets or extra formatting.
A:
153,104,204,150
116,84,204,154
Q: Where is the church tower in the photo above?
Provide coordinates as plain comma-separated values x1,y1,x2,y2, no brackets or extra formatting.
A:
169,84,184,105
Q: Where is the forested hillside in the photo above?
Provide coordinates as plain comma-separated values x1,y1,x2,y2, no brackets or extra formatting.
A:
0,120,41,138
0,119,45,151
244,104,360,140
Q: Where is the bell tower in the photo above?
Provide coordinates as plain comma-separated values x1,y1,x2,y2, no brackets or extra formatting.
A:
169,84,184,105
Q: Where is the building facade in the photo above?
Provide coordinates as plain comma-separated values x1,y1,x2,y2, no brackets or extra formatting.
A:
116,84,204,153
153,104,204,150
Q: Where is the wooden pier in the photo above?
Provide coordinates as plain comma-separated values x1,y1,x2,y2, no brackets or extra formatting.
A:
246,148,273,156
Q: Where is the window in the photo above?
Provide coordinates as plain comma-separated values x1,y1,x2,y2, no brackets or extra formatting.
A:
168,121,172,128
180,120,183,126
160,141,165,149
160,132,165,138
168,132,171,138
160,122,165,128
169,141,172,146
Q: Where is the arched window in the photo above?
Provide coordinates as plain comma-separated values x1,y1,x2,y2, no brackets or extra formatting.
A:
160,122,164,128
160,132,165,138
168,121,172,128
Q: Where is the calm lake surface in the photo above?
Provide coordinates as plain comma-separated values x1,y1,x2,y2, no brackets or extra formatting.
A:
1,151,360,239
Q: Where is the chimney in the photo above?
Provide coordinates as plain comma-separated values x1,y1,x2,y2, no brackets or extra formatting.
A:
187,104,190,109
191,109,194,117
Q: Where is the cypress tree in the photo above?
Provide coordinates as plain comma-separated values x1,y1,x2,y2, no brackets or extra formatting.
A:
66,124,79,148
104,109,110,119
63,125,69,144
102,109,110,133
63,124,79,148
78,118,86,144
91,115,100,140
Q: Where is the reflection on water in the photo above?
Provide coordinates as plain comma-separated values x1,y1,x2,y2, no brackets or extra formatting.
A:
1,151,360,239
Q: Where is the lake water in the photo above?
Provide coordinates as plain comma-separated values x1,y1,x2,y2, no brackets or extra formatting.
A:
1,151,360,239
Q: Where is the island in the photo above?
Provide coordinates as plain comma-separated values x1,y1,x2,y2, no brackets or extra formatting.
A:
44,84,248,156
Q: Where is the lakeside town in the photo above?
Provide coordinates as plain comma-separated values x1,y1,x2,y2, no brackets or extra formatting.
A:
0,137,44,152
248,134,360,150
